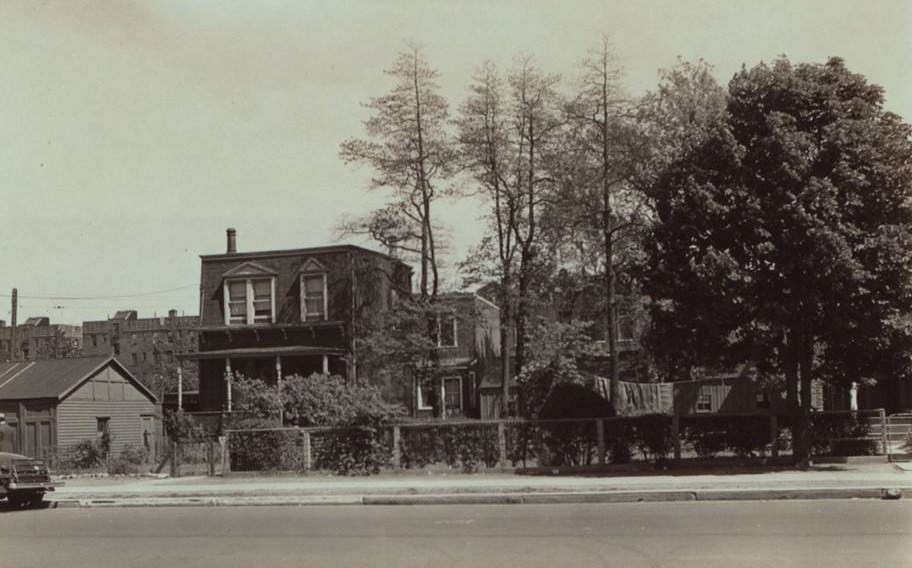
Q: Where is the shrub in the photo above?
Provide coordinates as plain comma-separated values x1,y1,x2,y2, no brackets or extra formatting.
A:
108,444,147,475
319,416,392,475
399,424,499,472
66,438,107,469
230,429,302,472
633,414,673,461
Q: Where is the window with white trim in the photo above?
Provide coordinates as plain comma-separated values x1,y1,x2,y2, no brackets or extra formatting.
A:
224,277,275,325
300,273,327,321
417,378,436,411
416,376,463,411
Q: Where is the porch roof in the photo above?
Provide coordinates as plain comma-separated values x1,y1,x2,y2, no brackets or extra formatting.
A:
180,345,345,360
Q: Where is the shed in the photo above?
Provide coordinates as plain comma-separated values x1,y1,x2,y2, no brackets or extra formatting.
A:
0,356,160,459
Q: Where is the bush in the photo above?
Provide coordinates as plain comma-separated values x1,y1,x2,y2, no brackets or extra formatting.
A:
319,416,393,475
682,415,773,458
808,413,870,456
65,438,107,469
108,444,147,475
399,424,499,472
633,414,673,461
230,429,302,472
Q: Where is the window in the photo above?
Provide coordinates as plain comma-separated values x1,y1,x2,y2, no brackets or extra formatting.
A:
696,392,713,413
131,353,138,365
224,278,275,325
618,318,636,342
417,378,436,411
416,376,462,411
444,377,462,410
96,417,110,434
300,273,327,321
436,313,457,348
755,391,770,410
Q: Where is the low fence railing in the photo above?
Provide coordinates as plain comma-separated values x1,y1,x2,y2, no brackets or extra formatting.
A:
218,409,889,475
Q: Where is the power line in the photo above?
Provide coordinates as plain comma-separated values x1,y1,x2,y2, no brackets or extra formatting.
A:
0,284,198,301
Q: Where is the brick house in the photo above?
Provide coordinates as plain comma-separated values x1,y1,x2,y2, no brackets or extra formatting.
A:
414,292,501,419
82,309,199,397
187,229,412,413
0,317,82,362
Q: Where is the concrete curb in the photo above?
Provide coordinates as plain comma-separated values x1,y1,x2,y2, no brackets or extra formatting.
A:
44,487,905,508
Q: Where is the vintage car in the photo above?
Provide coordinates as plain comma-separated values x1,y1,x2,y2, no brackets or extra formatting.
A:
0,452,59,508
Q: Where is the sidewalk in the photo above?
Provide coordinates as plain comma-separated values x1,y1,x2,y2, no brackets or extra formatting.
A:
44,461,912,508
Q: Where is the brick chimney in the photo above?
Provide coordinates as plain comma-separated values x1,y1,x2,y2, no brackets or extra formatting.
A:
226,228,237,254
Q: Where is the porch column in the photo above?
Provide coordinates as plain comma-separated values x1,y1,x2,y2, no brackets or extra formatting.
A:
322,354,329,375
276,356,283,424
225,358,233,412
177,364,183,411
440,378,447,419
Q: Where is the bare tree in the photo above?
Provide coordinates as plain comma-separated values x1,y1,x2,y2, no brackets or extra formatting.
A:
458,58,562,414
340,46,455,300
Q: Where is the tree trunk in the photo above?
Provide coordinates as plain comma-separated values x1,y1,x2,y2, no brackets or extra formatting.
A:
786,328,812,469
500,275,514,417
604,205,619,415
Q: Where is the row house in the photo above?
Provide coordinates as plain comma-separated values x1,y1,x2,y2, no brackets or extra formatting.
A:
82,309,199,396
187,229,412,413
82,309,198,366
0,317,82,362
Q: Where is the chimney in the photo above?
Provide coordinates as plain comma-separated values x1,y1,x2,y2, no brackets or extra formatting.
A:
226,228,237,254
168,309,178,319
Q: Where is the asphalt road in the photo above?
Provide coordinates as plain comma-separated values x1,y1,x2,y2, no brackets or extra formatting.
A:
2,501,911,568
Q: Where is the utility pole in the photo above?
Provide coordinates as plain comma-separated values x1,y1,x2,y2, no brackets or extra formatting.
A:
10,288,18,361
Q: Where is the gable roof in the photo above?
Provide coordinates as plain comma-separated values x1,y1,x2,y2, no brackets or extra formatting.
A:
222,261,277,278
0,356,157,403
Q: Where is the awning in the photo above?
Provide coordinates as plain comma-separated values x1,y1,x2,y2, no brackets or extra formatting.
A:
180,346,345,360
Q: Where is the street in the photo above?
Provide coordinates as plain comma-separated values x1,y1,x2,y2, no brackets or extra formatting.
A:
2,501,910,568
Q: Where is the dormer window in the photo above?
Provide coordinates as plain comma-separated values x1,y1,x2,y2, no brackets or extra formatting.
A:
221,262,277,326
299,258,328,322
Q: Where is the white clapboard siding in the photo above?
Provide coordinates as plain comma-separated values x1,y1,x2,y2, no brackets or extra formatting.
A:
57,364,158,453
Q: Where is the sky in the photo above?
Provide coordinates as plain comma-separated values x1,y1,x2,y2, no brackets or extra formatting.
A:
1,0,910,326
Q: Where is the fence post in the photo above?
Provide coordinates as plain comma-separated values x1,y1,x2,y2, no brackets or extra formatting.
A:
392,426,401,469
596,419,606,465
880,408,889,462
169,439,178,478
221,432,231,474
207,438,215,477
497,422,507,469
302,431,312,472
770,415,779,458
672,414,681,462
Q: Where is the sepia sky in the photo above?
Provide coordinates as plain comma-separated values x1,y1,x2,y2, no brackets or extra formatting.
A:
1,0,910,325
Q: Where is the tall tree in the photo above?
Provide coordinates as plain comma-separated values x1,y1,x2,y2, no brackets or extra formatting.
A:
644,57,912,467
458,59,562,414
561,37,644,411
340,46,455,299
634,58,729,380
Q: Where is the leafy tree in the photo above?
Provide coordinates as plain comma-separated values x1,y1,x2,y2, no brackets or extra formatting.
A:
340,45,456,300
457,58,563,412
558,37,649,409
34,328,81,359
643,57,912,467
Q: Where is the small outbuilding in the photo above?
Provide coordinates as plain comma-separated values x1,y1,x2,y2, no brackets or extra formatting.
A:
0,356,160,459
